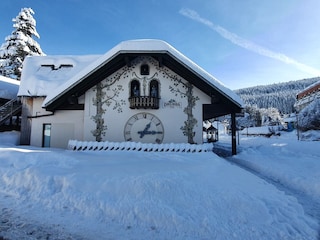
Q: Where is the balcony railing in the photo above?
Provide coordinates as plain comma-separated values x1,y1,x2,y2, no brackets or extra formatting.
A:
129,96,160,109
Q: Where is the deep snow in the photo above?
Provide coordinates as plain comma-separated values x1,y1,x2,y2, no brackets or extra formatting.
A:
0,131,319,239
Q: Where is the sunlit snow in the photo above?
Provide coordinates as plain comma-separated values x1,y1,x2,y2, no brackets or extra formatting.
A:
0,131,319,239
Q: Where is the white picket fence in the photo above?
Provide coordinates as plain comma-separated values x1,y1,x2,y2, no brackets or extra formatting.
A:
68,140,213,153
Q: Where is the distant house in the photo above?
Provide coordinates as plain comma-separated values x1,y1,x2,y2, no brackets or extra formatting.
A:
18,39,243,154
282,113,296,132
294,80,320,112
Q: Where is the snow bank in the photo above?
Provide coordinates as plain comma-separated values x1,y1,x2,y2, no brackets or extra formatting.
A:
240,125,282,136
300,129,320,141
0,131,318,239
0,131,20,145
228,131,320,201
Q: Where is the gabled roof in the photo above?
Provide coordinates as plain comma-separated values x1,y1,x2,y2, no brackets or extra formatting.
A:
297,79,320,100
19,39,243,112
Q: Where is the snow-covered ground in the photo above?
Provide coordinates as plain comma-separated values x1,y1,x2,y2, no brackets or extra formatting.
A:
0,131,319,239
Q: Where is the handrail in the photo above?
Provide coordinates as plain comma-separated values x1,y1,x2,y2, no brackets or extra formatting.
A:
0,98,22,124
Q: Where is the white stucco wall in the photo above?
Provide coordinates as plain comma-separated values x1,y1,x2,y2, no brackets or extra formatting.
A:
84,56,211,144
28,56,212,148
30,98,84,148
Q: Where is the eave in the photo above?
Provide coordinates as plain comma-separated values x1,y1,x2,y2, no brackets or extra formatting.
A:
43,51,242,113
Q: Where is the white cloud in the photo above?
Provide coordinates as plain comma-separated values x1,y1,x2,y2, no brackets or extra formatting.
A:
179,8,320,76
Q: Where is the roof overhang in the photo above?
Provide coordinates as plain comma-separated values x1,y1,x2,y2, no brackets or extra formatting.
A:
42,40,243,113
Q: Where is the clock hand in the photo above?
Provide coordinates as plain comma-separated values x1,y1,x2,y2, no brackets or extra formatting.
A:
144,130,163,135
138,122,151,138
144,122,151,131
139,128,163,136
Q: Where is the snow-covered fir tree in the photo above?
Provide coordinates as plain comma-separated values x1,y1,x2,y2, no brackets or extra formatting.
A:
259,107,281,126
297,98,320,132
0,8,45,80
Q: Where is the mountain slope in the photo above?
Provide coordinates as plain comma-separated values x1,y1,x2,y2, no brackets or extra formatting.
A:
235,77,319,113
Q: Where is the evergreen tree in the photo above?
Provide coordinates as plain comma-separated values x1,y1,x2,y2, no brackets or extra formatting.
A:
0,8,45,80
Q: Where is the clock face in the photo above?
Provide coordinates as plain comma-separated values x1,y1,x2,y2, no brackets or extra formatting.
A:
124,112,164,144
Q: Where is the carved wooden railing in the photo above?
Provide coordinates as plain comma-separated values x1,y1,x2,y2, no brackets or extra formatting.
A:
129,96,160,109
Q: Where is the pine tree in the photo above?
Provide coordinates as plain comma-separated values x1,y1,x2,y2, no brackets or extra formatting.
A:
0,8,45,80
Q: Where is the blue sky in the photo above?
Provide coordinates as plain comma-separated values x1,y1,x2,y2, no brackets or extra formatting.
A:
1,0,320,89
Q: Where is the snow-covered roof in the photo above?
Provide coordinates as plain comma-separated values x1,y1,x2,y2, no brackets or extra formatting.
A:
297,79,320,99
19,39,243,108
18,55,101,97
302,79,320,92
0,75,20,99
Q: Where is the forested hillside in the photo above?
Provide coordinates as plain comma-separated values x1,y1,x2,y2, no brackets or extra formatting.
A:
235,77,319,114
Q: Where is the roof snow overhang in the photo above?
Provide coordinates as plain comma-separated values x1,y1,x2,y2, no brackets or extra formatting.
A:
41,39,243,113
0,76,20,100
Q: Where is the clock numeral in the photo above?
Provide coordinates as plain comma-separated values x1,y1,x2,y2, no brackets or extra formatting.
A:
143,113,147,118
155,138,161,144
125,131,131,135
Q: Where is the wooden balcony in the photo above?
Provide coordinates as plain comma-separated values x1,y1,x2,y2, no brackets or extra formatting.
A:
129,96,160,109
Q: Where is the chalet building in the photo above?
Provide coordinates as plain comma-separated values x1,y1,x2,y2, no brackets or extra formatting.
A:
294,80,320,112
18,39,243,154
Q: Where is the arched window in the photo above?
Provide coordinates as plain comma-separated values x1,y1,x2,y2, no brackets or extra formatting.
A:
130,80,140,97
140,64,149,75
150,80,159,98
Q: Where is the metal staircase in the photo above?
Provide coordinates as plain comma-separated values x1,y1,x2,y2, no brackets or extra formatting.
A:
0,98,22,128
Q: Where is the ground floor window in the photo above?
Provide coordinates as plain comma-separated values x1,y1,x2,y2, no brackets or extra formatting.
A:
42,123,51,147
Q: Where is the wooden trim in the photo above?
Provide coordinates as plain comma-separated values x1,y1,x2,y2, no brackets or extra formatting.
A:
20,97,33,145
231,112,237,155
44,53,242,111
56,104,84,110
